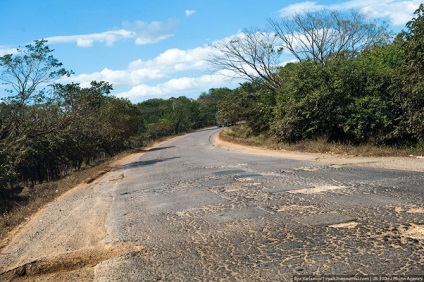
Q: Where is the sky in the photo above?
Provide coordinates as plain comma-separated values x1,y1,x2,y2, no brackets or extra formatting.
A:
0,0,421,103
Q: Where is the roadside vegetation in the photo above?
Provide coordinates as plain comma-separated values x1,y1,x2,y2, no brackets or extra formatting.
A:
220,124,422,157
210,5,424,151
0,5,423,240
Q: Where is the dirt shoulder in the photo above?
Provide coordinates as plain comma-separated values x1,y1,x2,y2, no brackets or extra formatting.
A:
214,133,424,172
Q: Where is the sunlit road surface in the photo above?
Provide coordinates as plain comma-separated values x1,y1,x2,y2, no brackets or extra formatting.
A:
92,128,424,281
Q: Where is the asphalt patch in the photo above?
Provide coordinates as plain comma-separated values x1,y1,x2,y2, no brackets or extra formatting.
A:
203,207,268,224
298,212,356,226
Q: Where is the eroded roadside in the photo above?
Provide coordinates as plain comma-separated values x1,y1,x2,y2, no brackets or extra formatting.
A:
0,152,145,281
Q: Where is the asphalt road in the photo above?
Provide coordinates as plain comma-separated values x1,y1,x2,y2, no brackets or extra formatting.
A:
1,128,423,281
96,128,424,281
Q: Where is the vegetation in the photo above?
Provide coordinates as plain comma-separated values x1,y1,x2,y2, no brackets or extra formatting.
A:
211,5,424,151
0,41,216,213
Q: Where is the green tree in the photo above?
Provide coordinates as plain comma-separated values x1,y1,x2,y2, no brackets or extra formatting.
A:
218,81,275,134
272,51,397,144
197,88,232,126
390,4,424,144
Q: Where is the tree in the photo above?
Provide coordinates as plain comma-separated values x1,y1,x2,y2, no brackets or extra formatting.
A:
209,28,283,92
390,4,424,143
197,88,232,126
218,82,275,133
269,9,390,64
0,40,71,148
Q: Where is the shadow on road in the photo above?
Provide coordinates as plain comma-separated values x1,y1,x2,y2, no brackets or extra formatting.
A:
114,157,181,171
147,146,176,152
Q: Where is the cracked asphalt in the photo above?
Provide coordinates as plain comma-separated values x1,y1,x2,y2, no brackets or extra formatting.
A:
98,128,424,281
1,128,423,281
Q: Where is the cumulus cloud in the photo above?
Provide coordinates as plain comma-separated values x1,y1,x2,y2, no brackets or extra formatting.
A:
61,45,217,89
45,19,177,47
278,0,422,26
115,73,237,102
185,10,196,16
129,46,217,72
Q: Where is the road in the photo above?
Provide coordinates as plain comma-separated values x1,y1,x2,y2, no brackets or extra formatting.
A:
1,128,424,281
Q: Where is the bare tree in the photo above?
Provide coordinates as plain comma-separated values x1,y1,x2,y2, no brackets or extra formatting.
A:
209,28,283,92
268,9,391,64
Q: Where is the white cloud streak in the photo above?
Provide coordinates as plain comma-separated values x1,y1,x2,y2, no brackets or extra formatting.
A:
0,47,18,56
278,0,422,26
46,19,177,47
185,10,196,16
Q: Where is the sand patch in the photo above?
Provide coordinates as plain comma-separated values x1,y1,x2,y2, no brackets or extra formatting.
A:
329,221,359,229
400,224,424,240
276,205,315,213
407,208,424,214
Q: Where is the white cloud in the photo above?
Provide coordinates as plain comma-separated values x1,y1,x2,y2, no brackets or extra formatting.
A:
278,0,422,26
129,46,217,71
278,1,324,16
47,29,133,47
122,20,177,45
62,67,164,88
0,47,18,56
61,45,217,89
46,20,177,47
185,10,196,16
116,73,238,102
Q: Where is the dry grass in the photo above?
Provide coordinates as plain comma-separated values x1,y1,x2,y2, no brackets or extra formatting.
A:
220,125,424,157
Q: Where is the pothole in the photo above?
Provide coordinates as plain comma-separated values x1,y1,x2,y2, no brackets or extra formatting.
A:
0,242,144,280
287,185,349,195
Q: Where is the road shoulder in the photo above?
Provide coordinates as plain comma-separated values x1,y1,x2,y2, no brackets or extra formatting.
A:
214,132,424,172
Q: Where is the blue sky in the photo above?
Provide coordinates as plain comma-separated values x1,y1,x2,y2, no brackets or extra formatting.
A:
0,0,421,103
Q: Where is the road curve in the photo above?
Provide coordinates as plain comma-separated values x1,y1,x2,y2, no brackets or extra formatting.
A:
1,128,424,281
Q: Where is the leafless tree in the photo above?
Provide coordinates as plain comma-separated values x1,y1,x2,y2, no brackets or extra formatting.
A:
268,9,391,64
208,28,283,92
